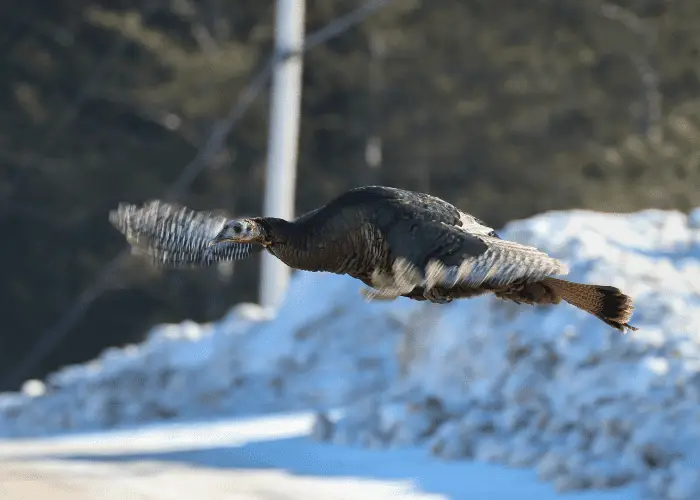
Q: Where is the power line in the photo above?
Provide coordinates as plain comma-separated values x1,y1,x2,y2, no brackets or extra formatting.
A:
2,0,395,390
304,0,391,51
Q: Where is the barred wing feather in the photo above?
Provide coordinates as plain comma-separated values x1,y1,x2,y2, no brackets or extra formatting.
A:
379,220,568,292
109,200,253,267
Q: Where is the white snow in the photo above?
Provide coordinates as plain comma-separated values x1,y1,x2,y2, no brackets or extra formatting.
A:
0,276,408,434
3,207,700,500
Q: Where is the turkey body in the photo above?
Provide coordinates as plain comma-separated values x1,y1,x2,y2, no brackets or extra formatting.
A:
259,186,496,277
110,185,637,333
257,186,559,301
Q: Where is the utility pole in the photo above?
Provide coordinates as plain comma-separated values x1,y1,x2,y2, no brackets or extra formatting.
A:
259,0,306,311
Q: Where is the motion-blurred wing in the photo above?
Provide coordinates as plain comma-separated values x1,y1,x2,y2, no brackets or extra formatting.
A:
378,219,567,291
109,200,253,267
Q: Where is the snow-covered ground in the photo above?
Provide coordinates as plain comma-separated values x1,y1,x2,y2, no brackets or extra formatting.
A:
0,412,639,500
3,207,700,499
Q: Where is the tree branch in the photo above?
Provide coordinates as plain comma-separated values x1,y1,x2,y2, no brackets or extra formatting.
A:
598,2,662,143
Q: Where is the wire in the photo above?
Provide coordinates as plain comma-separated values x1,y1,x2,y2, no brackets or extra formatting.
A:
304,0,391,52
1,0,395,390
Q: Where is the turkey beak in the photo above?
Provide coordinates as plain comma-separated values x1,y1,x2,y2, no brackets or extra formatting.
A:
211,226,239,245
211,220,258,245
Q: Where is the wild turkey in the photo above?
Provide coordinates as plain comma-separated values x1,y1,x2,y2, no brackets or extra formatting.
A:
109,185,637,333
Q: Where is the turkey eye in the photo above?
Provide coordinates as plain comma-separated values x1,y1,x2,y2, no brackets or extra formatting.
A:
233,224,242,234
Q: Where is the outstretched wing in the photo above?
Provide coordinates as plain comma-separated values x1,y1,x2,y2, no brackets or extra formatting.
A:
109,200,254,267
377,219,567,291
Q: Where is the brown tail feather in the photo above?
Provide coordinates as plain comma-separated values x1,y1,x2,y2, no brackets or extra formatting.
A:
541,277,638,334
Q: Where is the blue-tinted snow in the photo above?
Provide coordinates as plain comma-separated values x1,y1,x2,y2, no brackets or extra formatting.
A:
3,207,700,499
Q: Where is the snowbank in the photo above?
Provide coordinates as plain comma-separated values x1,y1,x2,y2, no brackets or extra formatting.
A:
316,208,700,500
3,207,700,500
0,272,415,436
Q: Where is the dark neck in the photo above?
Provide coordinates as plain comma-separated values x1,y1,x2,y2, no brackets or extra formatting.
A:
255,216,326,271
256,217,298,245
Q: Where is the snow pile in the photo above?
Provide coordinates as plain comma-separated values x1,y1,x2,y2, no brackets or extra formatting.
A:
314,208,700,500
0,272,416,437
2,207,700,499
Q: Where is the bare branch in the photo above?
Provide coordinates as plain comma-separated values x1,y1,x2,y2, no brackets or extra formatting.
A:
93,90,207,148
599,2,663,143
1,0,397,390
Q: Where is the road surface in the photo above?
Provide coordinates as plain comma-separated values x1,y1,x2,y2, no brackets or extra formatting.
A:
0,412,639,500
0,413,447,500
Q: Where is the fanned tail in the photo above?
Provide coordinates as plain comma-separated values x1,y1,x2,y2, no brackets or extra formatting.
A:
542,277,637,333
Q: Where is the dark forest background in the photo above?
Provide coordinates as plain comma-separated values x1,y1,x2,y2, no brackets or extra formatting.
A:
2,0,699,390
